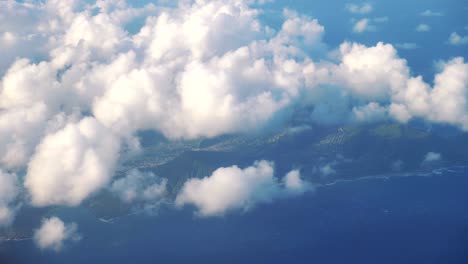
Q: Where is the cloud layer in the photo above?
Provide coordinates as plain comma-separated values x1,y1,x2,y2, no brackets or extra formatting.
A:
346,3,373,14
0,0,466,228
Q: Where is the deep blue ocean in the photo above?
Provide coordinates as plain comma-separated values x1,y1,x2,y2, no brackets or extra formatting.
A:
2,168,468,264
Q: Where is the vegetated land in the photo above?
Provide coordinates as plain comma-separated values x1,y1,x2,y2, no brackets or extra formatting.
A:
3,121,467,232
86,121,468,219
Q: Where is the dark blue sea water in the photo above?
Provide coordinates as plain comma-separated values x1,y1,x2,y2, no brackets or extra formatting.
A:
2,168,468,264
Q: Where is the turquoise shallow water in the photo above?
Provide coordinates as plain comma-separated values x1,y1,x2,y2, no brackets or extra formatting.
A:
2,167,468,264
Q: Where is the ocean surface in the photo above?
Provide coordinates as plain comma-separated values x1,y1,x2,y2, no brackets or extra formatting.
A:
2,167,468,264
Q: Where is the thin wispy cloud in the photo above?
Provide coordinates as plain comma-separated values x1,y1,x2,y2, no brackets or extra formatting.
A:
395,43,419,50
423,152,442,163
351,16,388,33
416,24,431,32
374,16,389,23
353,18,372,33
346,3,373,14
420,9,444,17
448,32,468,45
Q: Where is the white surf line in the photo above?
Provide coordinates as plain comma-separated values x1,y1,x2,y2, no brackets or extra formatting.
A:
98,166,468,222
316,165,467,188
97,200,172,224
98,210,140,224
0,237,33,242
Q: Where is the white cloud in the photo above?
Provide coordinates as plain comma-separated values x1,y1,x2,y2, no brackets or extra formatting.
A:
0,170,19,227
34,217,80,251
423,152,442,162
395,43,419,50
1,32,16,46
448,32,468,46
175,161,312,217
0,59,74,169
416,24,430,32
353,18,375,33
0,0,464,219
111,169,167,203
0,0,323,212
283,170,313,194
389,104,412,123
25,117,120,207
333,42,409,100
310,46,468,131
351,17,385,33
91,5,325,139
346,3,373,14
390,57,468,128
420,10,444,17
352,102,388,122
303,41,416,124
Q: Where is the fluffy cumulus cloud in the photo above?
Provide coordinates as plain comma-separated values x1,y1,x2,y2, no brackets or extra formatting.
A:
1,0,326,209
333,42,409,99
111,169,167,203
175,161,312,216
0,170,19,227
390,58,468,128
90,4,325,139
0,0,466,217
25,117,120,207
34,217,80,251
0,60,67,169
283,169,313,194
